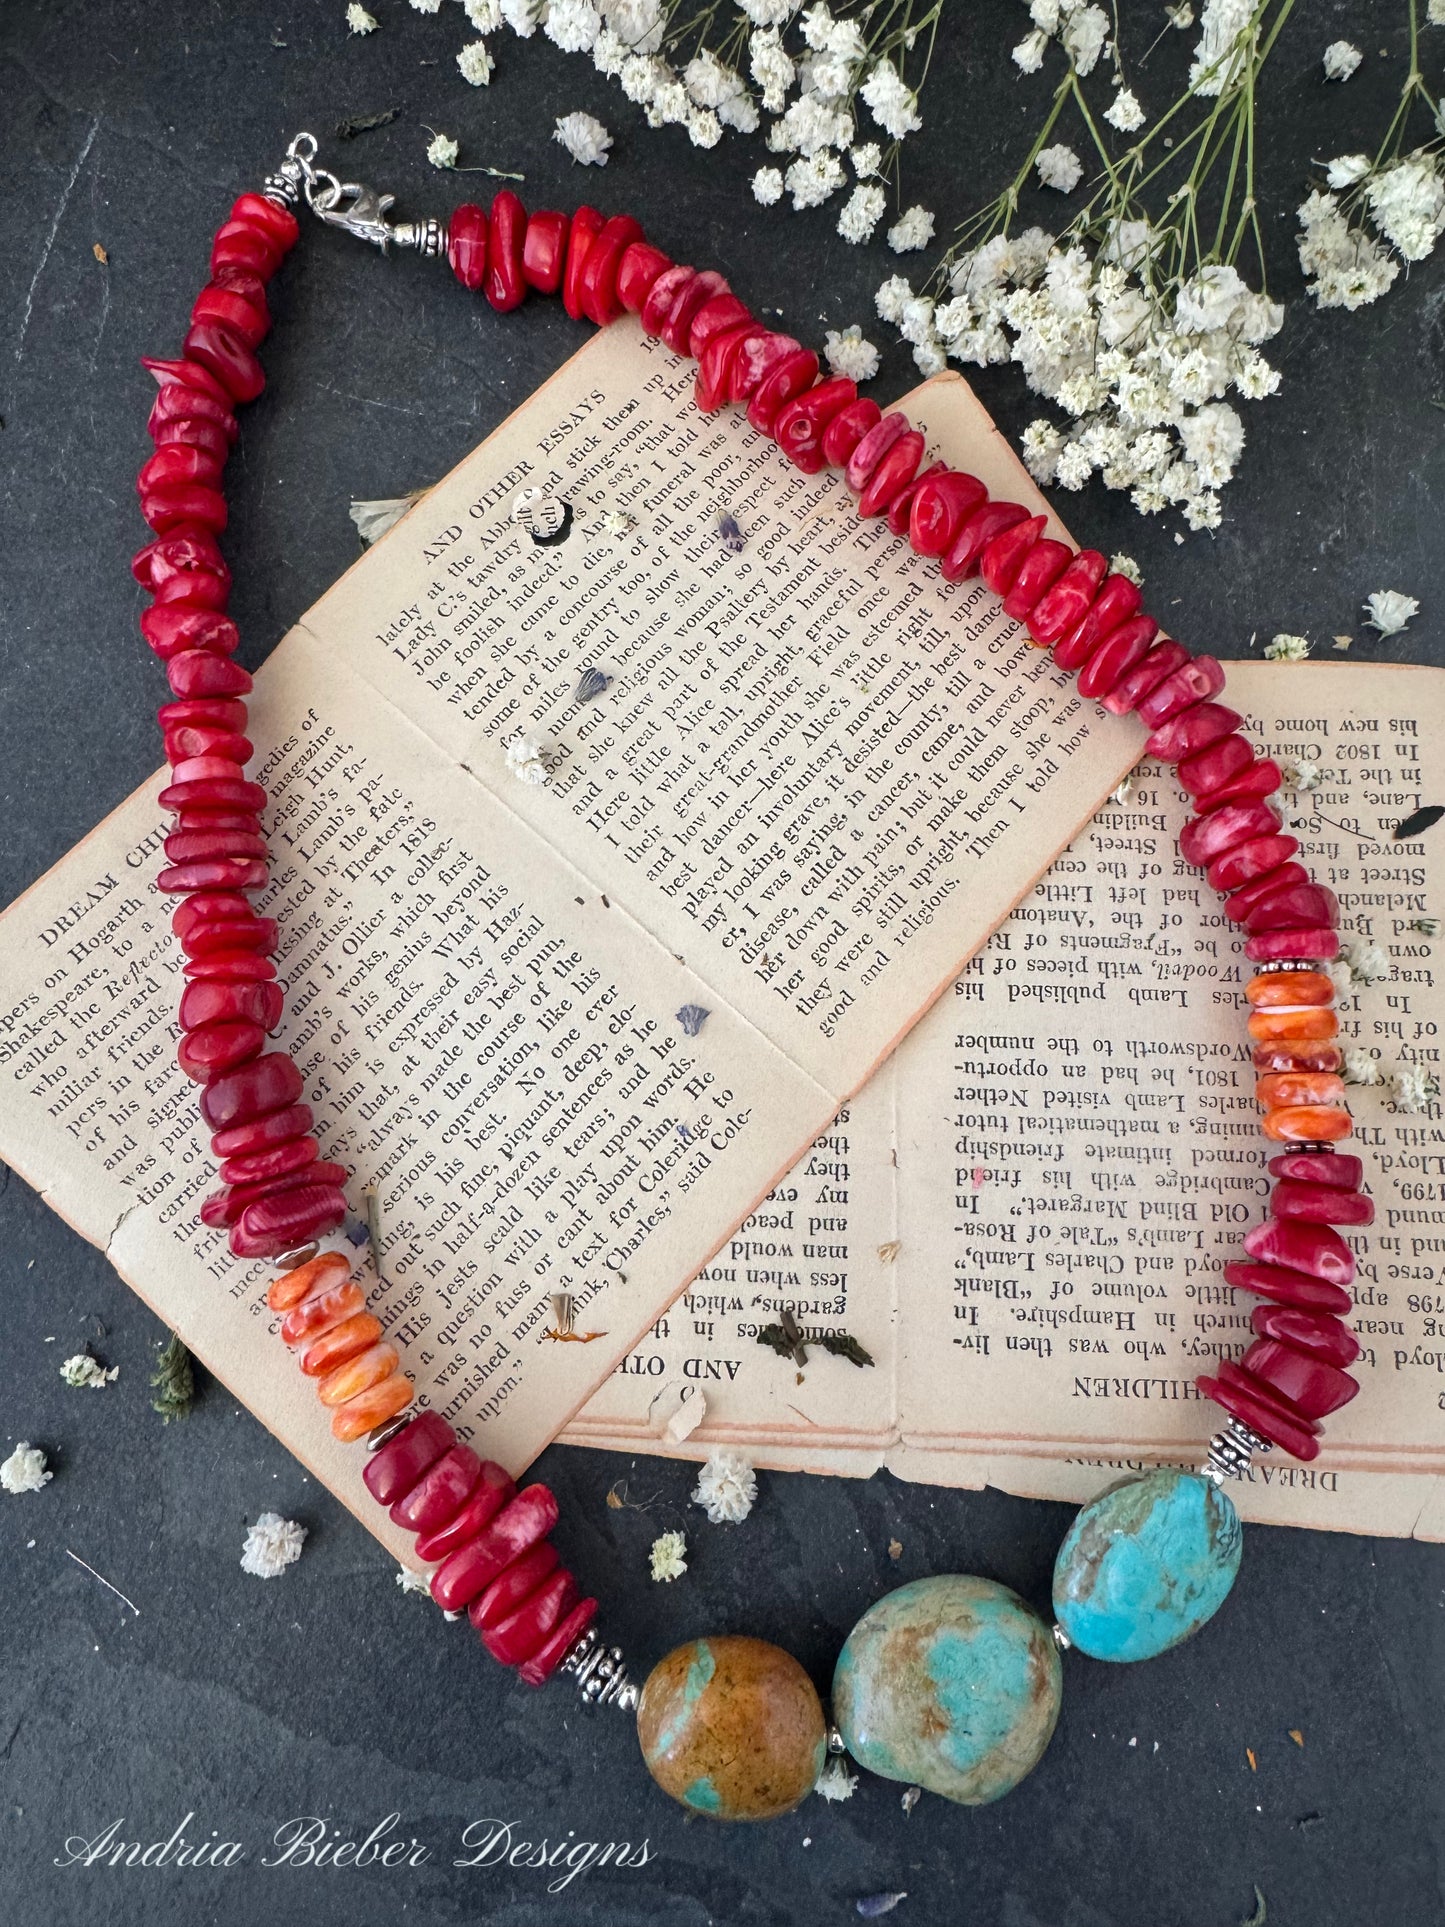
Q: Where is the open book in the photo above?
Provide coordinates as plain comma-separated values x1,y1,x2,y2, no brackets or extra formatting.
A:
2,325,1441,1555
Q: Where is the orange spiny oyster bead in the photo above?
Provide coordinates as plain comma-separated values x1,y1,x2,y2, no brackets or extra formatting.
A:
1247,1005,1339,1044
331,1371,414,1441
301,1311,384,1377
1246,970,1335,1008
1256,1071,1346,1111
265,1249,350,1312
280,1279,365,1347
1252,1041,1343,1074
317,1341,399,1407
1262,1105,1354,1143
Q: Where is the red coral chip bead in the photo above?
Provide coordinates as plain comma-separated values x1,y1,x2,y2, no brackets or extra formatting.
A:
518,208,568,294
1226,861,1310,923
198,1165,318,1230
141,605,239,661
180,916,278,959
561,205,604,320
1243,1216,1355,1288
159,777,267,813
166,651,253,699
1136,655,1227,729
142,353,235,411
747,348,819,437
1145,701,1242,762
483,190,527,313
221,1165,344,1228
134,527,230,590
1196,762,1285,814
157,857,269,894
429,1484,561,1612
200,1051,304,1131
193,284,270,349
1246,926,1341,964
362,1411,456,1508
1052,573,1144,672
616,239,671,311
142,484,227,536
661,268,727,354
980,514,1047,597
820,396,881,468
164,725,253,764
469,1541,562,1632
1268,1150,1364,1190
211,1101,311,1159
138,446,224,492
518,1597,598,1688
689,292,752,358
941,501,1028,583
179,978,281,1034
887,460,947,537
148,381,238,438
1207,833,1300,896
152,569,229,612
1076,615,1159,700
170,754,248,786
1223,1259,1353,1315
481,1569,580,1668
638,261,693,337
183,319,265,404
857,429,924,517
728,331,800,404
1002,537,1072,621
695,323,760,413
164,829,266,865
178,1019,265,1082
446,203,488,290
390,1445,483,1535
908,470,987,558
1178,732,1252,798
230,192,300,250
186,951,277,982
1198,1369,1321,1460
150,418,232,466
210,225,281,279
1239,1338,1358,1419
1025,548,1107,645
231,1184,347,1259
172,890,251,939
1099,640,1190,717
1271,1177,1375,1226
413,1462,517,1563
1250,1303,1361,1368
1178,799,1281,868
159,696,247,733
845,412,910,492
219,1135,318,1188
579,214,645,326
774,377,856,471
1245,882,1340,933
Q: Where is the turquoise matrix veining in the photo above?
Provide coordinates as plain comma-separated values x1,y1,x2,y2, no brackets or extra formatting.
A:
1052,1468,1243,1663
831,1575,1063,1806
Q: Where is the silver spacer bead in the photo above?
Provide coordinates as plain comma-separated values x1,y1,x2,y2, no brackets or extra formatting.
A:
393,217,448,259
826,1724,847,1755
1285,1141,1335,1155
365,1411,414,1452
275,1241,320,1270
1254,957,1321,973
1052,1622,1072,1651
562,1626,639,1713
262,154,307,207
1200,1416,1272,1484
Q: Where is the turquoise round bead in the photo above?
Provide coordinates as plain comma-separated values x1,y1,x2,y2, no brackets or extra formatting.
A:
832,1575,1063,1806
1052,1468,1243,1664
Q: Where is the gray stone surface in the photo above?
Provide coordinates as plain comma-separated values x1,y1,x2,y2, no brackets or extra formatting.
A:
1,3,1442,1922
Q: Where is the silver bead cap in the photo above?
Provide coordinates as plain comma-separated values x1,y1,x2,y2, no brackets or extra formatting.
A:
563,1626,639,1713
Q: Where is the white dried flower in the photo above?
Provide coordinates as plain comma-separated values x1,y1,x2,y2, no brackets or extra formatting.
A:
554,110,612,166
752,165,785,205
874,273,913,323
1322,41,1362,82
686,107,723,148
396,1566,431,1595
912,338,947,377
240,1511,307,1579
1021,418,1065,484
1390,1063,1440,1113
1340,934,1390,985
465,0,503,27
1342,1047,1384,1086
850,141,882,178
888,205,935,253
410,0,442,10
501,0,542,32
1298,189,1400,309
1178,401,1244,486
1,1443,52,1495
1105,88,1145,132
692,1449,757,1524
649,1529,688,1582
1110,552,1143,585
1013,28,1049,73
739,0,794,22
60,1352,118,1390
1281,758,1322,791
859,57,921,139
1191,0,1254,96
1366,152,1445,262
545,0,601,52
505,733,550,786
1263,632,1310,661
457,39,495,84
1431,0,1445,22
1363,589,1420,635
426,133,460,170
346,3,379,32
786,150,845,209
1326,154,1371,189
814,1757,859,1801
1166,2,1194,24
1036,144,1083,193
1062,4,1109,75
823,325,880,382
838,183,887,244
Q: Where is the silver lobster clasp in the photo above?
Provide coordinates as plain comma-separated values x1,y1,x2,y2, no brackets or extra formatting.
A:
310,178,399,252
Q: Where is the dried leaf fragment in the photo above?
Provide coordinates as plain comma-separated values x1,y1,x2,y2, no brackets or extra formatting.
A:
1289,1728,1304,1747
1246,1746,1257,1772
1240,1887,1267,1927
1393,805,1444,841
888,1537,903,1561
92,242,108,264
877,1240,901,1264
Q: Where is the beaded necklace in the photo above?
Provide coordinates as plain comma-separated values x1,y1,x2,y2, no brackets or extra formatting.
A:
131,132,1371,1819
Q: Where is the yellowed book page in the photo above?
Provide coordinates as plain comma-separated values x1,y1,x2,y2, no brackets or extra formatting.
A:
298,324,1139,1096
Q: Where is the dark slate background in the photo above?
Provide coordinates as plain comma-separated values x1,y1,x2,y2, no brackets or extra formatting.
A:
2,2,1442,1923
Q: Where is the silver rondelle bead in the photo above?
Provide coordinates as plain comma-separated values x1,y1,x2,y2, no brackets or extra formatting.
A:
393,216,447,258
1255,957,1321,972
563,1627,638,1711
365,1411,414,1451
275,1241,321,1270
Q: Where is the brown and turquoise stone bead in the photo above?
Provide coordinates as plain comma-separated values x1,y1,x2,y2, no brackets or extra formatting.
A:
637,1635,827,1821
